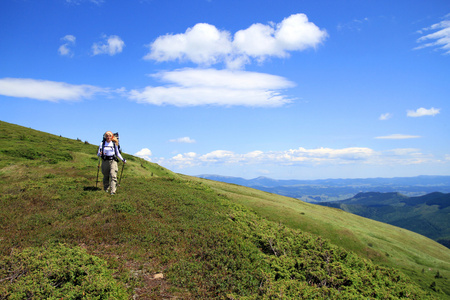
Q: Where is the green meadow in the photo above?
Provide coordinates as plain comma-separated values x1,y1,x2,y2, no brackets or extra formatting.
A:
1,120,449,299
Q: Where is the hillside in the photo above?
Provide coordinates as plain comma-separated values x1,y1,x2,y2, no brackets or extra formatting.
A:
1,120,450,299
317,192,450,248
197,174,450,201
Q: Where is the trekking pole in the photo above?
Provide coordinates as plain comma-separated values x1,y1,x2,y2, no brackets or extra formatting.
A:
96,157,101,188
118,162,125,187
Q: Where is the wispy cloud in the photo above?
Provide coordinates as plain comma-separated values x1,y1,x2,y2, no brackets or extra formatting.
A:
92,35,125,56
169,137,196,143
128,68,296,107
407,107,440,117
337,17,369,32
58,35,76,57
145,13,328,69
65,0,104,5
0,78,105,102
415,15,450,54
379,113,392,120
375,134,421,140
154,146,438,169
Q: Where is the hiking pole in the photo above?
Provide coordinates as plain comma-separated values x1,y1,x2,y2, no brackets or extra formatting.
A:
118,161,125,187
96,157,101,188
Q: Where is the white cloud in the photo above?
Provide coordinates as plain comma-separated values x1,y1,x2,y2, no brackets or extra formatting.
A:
407,107,440,117
138,14,322,106
135,148,152,161
375,134,421,140
92,35,125,56
156,146,440,170
158,147,377,169
386,148,421,155
58,35,76,57
233,13,328,62
62,34,76,43
58,45,72,57
153,68,295,90
379,113,392,120
0,78,104,102
171,152,198,167
129,86,292,107
129,68,295,107
169,137,196,143
232,23,279,60
145,13,327,69
383,148,433,165
415,16,450,54
145,23,232,65
200,150,236,163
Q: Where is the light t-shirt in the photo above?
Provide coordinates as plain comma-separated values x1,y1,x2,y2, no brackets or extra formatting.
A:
97,141,125,162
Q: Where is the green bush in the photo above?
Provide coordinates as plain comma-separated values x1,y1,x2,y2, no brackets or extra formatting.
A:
0,244,128,299
221,207,432,299
113,202,136,214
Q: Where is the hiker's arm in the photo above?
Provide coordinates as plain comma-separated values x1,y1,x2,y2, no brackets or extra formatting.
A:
115,144,126,163
97,145,102,157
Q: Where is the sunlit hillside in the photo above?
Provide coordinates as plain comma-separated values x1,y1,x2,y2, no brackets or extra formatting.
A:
1,120,449,299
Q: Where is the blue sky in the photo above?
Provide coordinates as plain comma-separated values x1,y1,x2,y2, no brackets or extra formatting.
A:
1,0,449,180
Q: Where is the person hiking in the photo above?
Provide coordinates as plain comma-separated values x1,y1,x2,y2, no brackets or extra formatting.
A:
97,131,126,195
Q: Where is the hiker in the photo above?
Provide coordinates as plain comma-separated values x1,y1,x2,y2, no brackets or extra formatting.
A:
97,131,126,195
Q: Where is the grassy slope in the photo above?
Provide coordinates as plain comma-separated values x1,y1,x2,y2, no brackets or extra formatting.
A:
189,177,450,296
1,120,449,299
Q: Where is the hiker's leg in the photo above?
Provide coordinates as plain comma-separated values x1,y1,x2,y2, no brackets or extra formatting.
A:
109,160,119,194
101,160,110,191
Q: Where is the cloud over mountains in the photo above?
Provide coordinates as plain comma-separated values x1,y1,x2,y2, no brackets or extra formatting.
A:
136,146,436,170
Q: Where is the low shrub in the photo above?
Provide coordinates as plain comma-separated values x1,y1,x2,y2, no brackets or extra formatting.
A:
0,243,128,299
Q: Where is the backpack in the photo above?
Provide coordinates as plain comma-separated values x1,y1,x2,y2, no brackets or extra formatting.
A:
101,132,121,160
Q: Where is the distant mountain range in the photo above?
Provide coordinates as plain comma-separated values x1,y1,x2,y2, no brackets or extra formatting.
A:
317,192,450,248
198,174,450,248
197,175,450,202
